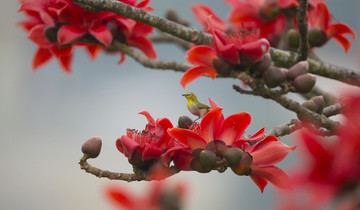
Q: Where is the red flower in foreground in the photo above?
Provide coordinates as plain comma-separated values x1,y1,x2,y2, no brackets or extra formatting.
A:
106,179,186,210
307,2,356,52
276,92,360,209
164,102,294,192
116,111,176,170
180,18,269,87
18,0,156,73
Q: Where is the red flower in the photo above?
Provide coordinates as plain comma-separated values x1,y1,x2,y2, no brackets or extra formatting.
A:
180,18,269,88
307,2,356,52
106,179,186,210
225,0,286,45
241,135,295,193
275,92,360,209
116,111,176,170
191,4,227,32
18,0,157,73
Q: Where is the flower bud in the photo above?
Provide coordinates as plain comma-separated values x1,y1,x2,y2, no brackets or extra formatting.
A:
81,136,102,161
308,27,327,47
302,100,316,112
310,95,324,113
199,150,217,169
223,147,243,167
286,61,308,80
190,158,212,173
293,74,316,93
251,53,272,77
178,115,193,129
44,27,59,43
264,66,287,88
212,57,234,76
205,140,227,156
231,152,252,176
287,29,300,49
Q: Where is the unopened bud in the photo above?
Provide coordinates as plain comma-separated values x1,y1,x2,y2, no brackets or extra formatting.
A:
81,136,102,162
231,152,252,176
213,57,234,76
199,150,217,169
264,66,287,88
293,74,316,93
44,27,58,43
308,27,327,47
251,53,272,77
178,115,193,129
205,140,227,156
286,61,309,80
224,147,243,167
302,100,316,112
287,29,300,49
310,96,324,113
190,158,212,173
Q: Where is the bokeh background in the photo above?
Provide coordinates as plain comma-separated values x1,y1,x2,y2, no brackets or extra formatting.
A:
1,0,359,209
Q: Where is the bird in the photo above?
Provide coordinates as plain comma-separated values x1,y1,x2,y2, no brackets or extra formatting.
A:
182,92,210,121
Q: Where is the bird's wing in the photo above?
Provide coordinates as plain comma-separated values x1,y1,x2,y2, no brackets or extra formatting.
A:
197,102,210,110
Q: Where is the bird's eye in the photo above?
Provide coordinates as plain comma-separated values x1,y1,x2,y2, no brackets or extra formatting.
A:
188,93,192,97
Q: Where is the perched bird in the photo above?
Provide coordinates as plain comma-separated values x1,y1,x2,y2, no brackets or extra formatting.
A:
182,92,210,121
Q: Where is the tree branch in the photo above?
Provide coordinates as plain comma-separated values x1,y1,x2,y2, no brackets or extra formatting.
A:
149,33,191,50
296,0,309,61
79,160,180,182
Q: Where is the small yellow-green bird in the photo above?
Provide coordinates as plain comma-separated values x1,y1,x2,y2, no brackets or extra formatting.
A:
182,92,210,120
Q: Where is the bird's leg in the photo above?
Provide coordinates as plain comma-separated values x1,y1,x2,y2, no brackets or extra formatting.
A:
193,117,200,123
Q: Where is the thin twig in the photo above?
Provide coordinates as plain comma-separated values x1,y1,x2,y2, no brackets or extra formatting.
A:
79,160,180,182
296,0,309,61
149,33,191,50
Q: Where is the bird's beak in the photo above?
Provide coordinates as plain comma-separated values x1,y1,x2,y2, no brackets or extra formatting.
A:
182,94,187,96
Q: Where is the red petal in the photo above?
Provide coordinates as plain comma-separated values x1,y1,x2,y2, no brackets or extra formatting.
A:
179,66,217,88
58,54,72,74
250,140,296,167
250,174,268,193
185,45,218,68
32,47,52,70
57,24,87,45
217,112,251,145
162,145,187,166
173,150,193,171
50,45,72,58
240,38,269,62
300,131,330,163
116,136,140,158
168,128,207,150
208,98,219,109
332,34,351,53
106,186,135,209
89,25,113,47
277,0,298,8
86,44,102,60
142,143,164,160
27,24,53,47
252,166,291,189
118,52,126,64
200,107,223,143
314,2,330,30
191,4,227,32
127,37,157,59
138,111,156,131
326,23,356,39
131,22,154,37
247,127,265,141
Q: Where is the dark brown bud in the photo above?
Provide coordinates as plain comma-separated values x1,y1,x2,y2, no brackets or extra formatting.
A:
286,61,309,80
308,27,328,47
264,66,287,88
293,74,316,93
212,57,234,76
44,27,58,43
287,29,300,49
223,147,243,167
205,140,227,156
81,136,102,161
178,115,193,129
190,158,212,173
310,96,325,113
199,150,217,169
251,53,272,77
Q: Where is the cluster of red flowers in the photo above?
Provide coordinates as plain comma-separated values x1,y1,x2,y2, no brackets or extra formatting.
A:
18,0,157,73
116,100,295,193
276,92,360,209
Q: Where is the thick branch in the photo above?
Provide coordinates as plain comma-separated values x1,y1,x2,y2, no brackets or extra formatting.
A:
296,0,309,61
71,0,212,45
79,160,180,182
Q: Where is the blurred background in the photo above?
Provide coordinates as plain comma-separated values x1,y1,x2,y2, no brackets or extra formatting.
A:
0,0,359,209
